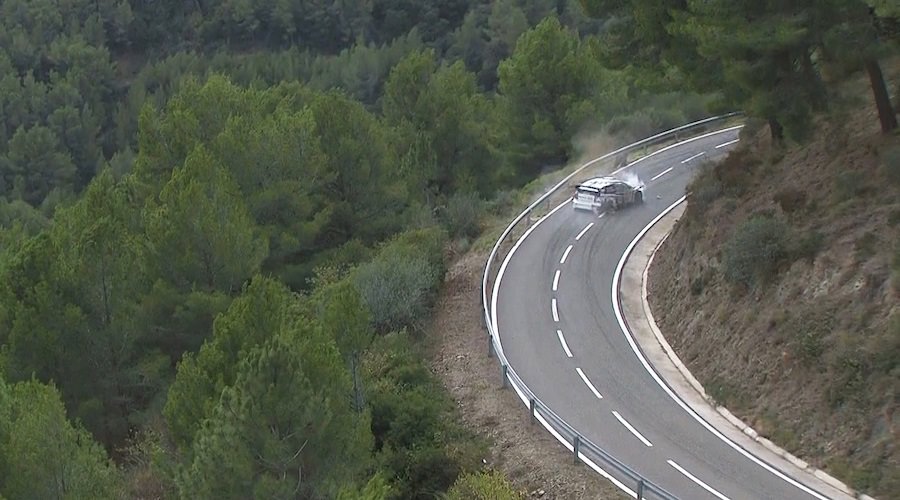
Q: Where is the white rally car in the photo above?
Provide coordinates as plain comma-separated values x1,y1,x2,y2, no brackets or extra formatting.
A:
572,176,645,213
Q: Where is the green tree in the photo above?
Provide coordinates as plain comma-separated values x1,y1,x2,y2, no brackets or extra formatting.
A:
210,100,331,273
818,1,898,133
0,377,122,499
0,170,153,444
497,17,603,174
144,144,267,293
2,125,76,204
305,90,404,244
319,280,373,413
175,312,372,498
383,50,500,198
164,276,307,448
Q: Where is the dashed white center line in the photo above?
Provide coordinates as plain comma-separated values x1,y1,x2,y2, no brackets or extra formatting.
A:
560,244,573,264
556,330,573,357
715,138,740,149
681,151,706,163
552,269,561,291
551,298,559,322
611,410,653,447
668,460,731,500
575,368,603,399
650,167,674,181
575,222,594,241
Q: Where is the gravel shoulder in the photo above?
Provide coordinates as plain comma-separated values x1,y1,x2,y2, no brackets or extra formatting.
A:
427,248,624,499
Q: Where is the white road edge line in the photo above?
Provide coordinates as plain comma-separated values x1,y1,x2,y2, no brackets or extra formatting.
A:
575,368,603,399
557,330,573,358
490,126,743,500
650,167,674,182
681,151,706,164
490,196,638,498
551,298,559,322
611,198,831,500
668,460,731,500
715,138,740,149
575,222,594,241
552,269,561,292
611,410,653,447
560,244,574,264
610,125,744,175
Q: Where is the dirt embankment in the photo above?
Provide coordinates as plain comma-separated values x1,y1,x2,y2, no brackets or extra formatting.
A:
427,247,623,499
648,100,900,496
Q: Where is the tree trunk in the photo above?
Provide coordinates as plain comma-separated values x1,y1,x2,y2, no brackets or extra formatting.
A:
768,118,784,143
350,354,364,413
866,59,898,133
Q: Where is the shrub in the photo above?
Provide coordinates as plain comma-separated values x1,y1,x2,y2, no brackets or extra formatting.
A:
888,209,900,227
780,307,833,367
773,187,807,213
354,228,448,334
690,276,704,296
880,145,900,185
825,333,871,408
364,332,484,498
715,148,758,197
723,216,789,287
855,232,878,261
447,471,523,500
790,229,824,263
834,170,867,200
439,192,483,240
688,168,722,209
355,252,439,334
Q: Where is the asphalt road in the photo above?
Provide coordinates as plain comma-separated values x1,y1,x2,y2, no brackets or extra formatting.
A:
493,129,834,500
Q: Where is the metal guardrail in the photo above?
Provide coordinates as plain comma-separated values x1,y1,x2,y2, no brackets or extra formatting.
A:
481,114,744,500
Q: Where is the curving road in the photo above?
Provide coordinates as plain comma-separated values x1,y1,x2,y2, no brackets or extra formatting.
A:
492,128,835,499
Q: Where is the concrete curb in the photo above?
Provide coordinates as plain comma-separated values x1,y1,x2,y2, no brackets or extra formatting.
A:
633,206,873,500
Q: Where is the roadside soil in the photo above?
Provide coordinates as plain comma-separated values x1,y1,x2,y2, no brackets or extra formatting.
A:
427,247,623,499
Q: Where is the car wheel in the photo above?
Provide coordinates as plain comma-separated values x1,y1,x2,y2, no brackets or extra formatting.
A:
635,191,644,204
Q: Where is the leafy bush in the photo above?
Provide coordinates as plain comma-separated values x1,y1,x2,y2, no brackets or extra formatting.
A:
439,192,483,240
355,253,439,334
364,332,483,499
355,228,447,334
723,216,789,287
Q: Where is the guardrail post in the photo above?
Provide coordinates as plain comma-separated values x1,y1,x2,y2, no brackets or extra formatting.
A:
636,479,644,499
501,364,508,388
529,398,536,424
487,334,494,358
573,435,581,464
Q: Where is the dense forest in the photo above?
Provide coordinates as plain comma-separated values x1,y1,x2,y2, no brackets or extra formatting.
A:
0,0,896,498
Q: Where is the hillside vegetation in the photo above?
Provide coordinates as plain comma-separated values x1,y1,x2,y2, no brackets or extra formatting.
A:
0,0,714,498
1,0,898,498
649,80,900,497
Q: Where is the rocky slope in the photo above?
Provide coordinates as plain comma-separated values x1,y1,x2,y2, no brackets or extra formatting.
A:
648,94,900,497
